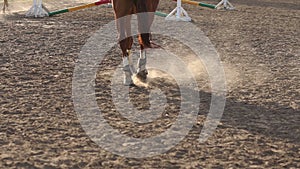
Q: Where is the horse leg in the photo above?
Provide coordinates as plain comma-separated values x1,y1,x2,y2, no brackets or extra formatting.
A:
136,25,149,82
119,19,134,86
136,0,151,49
135,0,156,81
113,0,135,85
120,36,135,86
136,45,148,81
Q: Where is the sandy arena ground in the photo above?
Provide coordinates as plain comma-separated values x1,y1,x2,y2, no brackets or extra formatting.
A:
0,0,299,168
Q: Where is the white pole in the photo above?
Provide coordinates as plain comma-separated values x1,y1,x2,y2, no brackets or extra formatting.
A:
176,0,181,19
26,0,49,17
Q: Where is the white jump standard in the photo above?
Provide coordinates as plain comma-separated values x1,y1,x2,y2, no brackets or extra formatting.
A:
26,0,49,17
215,0,234,10
165,0,191,22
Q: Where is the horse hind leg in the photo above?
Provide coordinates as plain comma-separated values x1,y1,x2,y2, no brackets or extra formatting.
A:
136,46,148,82
136,22,150,82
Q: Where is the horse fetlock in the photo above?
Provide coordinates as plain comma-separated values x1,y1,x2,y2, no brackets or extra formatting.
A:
137,55,147,82
124,72,133,86
137,50,147,73
123,65,134,85
123,50,135,73
140,50,146,59
137,57,147,73
123,64,131,73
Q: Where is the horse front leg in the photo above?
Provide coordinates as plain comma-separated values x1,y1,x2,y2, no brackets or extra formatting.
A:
135,0,157,81
120,37,135,86
118,16,135,86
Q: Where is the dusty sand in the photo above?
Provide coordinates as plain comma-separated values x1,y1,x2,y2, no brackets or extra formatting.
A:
0,0,299,168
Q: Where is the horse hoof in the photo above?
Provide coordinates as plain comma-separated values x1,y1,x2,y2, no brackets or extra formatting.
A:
128,83,137,88
136,70,148,82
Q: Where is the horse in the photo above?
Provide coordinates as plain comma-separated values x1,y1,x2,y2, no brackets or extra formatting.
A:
112,0,160,86
2,0,8,13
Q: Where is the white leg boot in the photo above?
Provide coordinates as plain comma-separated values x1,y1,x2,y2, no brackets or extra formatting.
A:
127,50,136,74
136,50,148,81
123,57,133,86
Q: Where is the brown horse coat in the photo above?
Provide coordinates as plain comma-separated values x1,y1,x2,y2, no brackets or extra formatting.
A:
112,0,159,57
